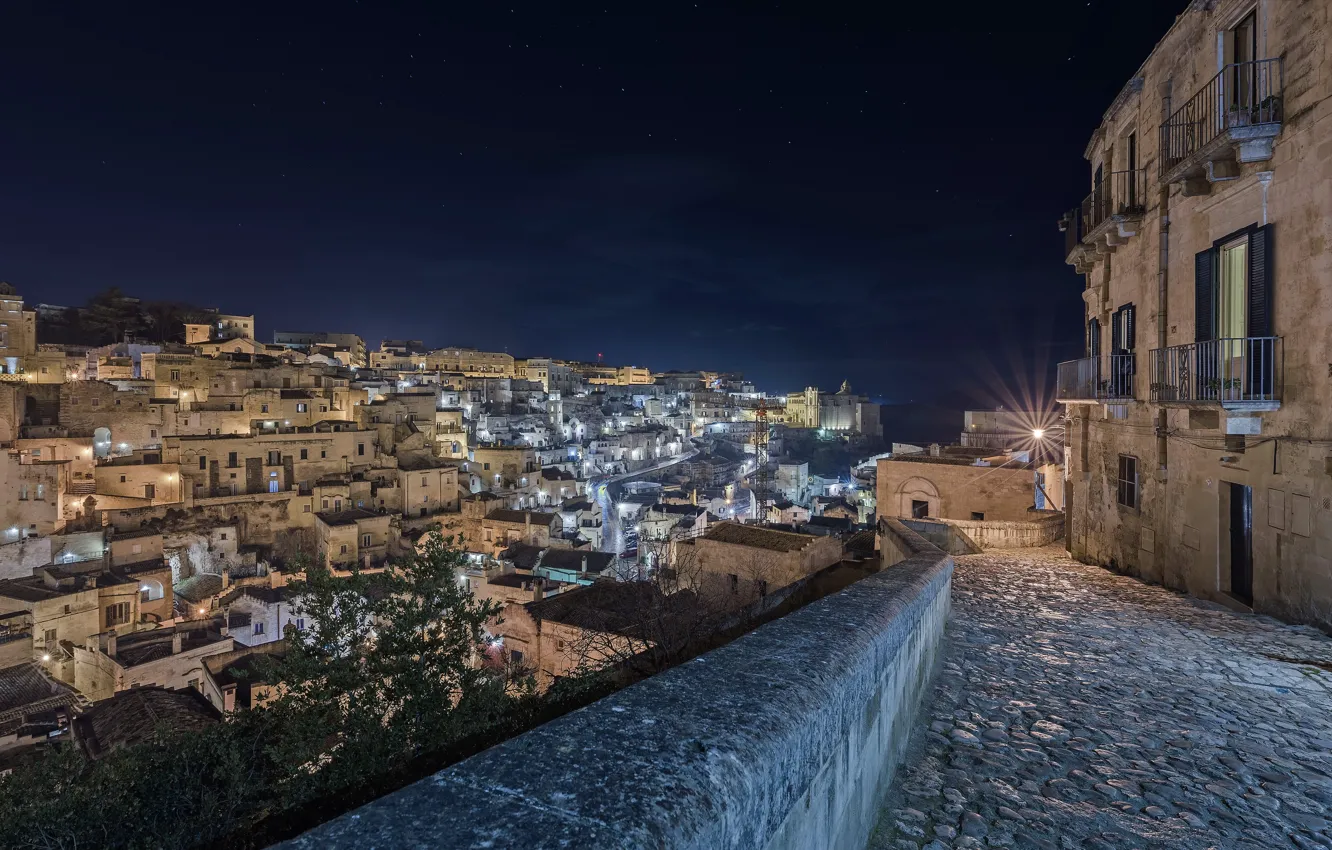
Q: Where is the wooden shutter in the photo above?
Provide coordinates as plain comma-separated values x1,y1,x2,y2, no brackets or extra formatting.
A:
1247,224,1273,337
1195,248,1215,342
1087,318,1101,357
1110,308,1123,354
1123,304,1136,351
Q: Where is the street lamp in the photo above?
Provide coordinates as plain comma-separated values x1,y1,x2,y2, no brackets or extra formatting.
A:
1032,429,1045,440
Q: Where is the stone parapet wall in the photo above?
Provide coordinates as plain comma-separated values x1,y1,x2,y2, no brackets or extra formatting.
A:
901,512,1064,553
278,519,952,850
949,511,1064,550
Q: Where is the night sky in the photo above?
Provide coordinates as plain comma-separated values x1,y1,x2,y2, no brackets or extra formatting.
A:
2,1,1186,432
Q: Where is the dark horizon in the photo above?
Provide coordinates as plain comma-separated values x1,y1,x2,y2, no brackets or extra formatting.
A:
1,1,1186,415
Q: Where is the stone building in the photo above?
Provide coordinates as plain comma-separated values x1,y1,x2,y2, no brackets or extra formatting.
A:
784,387,820,429
272,331,367,368
1056,1,1332,626
0,282,37,377
315,509,393,570
480,509,559,554
876,453,1042,523
369,346,515,377
692,522,842,595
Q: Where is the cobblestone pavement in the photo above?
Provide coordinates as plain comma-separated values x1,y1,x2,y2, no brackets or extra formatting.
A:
870,547,1332,850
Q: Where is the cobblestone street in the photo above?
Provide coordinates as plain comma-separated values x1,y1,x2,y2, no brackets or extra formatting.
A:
871,547,1332,850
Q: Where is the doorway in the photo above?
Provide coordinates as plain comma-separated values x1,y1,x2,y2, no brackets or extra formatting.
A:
1227,482,1253,604
1230,11,1257,111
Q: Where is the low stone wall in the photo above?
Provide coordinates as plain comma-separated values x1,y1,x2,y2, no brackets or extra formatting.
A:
949,510,1064,550
899,518,981,555
899,512,1063,552
277,519,953,850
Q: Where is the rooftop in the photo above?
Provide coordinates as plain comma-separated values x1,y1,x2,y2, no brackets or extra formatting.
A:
316,508,385,527
485,509,558,527
539,548,615,575
702,521,819,553
222,585,293,606
113,625,229,667
73,687,220,759
0,662,81,722
525,581,698,636
173,573,224,604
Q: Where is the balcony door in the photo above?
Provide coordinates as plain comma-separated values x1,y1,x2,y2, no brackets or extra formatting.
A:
1230,11,1257,111
1194,224,1273,401
1216,235,1248,397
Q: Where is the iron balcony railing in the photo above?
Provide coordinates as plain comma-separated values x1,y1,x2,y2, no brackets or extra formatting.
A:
1160,58,1284,176
1149,337,1282,404
1061,206,1082,259
1056,354,1136,402
1080,169,1147,233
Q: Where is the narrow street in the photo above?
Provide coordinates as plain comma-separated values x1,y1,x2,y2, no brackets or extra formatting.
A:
591,448,700,554
872,547,1332,850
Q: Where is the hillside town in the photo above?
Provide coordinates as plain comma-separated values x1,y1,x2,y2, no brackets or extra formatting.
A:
0,286,914,758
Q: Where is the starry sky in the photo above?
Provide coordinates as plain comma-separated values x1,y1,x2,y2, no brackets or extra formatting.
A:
1,1,1186,434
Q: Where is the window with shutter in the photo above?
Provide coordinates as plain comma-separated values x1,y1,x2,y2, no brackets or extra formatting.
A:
1195,248,1215,342
1247,224,1272,337
1087,318,1101,358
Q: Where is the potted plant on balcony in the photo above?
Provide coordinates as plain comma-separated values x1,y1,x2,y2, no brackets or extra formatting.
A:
1251,93,1283,124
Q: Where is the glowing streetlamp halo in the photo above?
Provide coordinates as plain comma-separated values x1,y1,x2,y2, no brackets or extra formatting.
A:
1031,428,1046,441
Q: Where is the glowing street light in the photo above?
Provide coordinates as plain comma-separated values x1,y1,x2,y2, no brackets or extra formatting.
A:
1032,429,1046,440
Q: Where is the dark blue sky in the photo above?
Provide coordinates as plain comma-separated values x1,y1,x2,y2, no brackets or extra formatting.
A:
1,0,1185,410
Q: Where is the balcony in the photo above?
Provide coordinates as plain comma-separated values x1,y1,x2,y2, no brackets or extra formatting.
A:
1056,354,1137,404
1060,169,1147,273
1159,59,1283,193
1149,337,1282,410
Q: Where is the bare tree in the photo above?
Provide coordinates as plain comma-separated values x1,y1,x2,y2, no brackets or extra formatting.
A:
564,534,754,681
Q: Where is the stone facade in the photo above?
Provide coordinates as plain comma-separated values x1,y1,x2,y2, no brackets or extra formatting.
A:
1060,0,1332,629
877,456,1036,523
692,522,843,593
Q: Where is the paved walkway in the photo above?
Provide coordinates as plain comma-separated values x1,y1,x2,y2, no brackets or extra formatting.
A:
871,547,1332,850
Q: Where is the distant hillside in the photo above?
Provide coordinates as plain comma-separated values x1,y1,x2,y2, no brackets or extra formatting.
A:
36,288,218,347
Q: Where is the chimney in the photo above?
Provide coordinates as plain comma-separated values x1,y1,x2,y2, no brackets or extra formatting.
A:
580,555,588,574
171,631,183,655
533,577,545,602
221,570,231,590
106,632,117,658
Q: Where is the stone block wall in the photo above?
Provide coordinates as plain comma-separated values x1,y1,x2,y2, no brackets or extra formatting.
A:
278,518,952,850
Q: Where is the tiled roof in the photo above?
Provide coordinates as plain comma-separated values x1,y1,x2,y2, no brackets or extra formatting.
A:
500,543,544,570
73,687,221,759
0,663,81,720
173,574,224,604
485,509,558,527
539,548,614,575
526,581,698,636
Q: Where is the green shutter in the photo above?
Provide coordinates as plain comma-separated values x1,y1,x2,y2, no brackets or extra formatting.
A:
1247,224,1273,337
1195,248,1215,342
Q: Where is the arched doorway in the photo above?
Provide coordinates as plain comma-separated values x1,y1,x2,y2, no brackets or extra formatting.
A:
895,476,941,519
